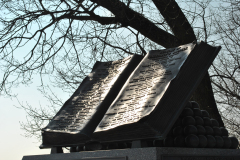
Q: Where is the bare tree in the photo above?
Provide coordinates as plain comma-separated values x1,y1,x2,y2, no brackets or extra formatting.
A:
208,0,240,138
0,0,224,140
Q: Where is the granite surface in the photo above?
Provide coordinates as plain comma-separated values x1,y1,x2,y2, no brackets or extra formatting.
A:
22,147,240,160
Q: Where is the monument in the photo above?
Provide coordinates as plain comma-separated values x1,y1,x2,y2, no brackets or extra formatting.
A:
22,42,240,160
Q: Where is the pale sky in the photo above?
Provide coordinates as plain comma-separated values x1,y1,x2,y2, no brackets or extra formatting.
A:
0,82,69,160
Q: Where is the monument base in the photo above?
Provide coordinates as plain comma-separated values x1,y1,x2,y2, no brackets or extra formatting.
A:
22,147,240,160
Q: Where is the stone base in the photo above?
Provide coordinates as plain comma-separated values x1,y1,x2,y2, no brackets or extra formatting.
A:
22,147,240,160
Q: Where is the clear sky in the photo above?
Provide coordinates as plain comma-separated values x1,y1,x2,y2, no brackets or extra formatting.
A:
0,81,69,160
0,4,71,158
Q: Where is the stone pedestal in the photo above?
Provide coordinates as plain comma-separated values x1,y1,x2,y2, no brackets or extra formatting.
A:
22,147,240,160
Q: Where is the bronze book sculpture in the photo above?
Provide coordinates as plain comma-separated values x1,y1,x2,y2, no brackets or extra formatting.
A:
41,41,221,148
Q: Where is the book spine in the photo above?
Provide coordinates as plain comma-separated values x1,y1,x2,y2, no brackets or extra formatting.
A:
82,54,143,136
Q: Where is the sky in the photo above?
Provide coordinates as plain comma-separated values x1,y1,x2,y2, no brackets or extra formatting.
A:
0,83,68,160
0,25,70,159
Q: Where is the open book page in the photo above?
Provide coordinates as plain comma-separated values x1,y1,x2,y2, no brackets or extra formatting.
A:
41,54,143,146
95,42,196,132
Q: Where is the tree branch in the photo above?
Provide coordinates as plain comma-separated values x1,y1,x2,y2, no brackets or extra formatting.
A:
70,16,118,25
152,0,196,44
90,0,181,48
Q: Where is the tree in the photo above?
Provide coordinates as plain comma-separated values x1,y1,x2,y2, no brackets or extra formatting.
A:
0,0,224,140
209,0,240,138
